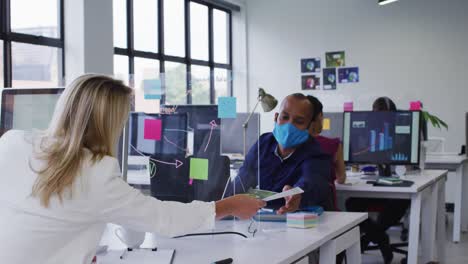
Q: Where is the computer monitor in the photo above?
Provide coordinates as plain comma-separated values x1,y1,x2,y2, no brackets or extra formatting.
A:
465,113,468,156
128,112,188,156
161,105,221,155
221,112,260,155
343,111,421,165
321,112,344,140
0,88,64,137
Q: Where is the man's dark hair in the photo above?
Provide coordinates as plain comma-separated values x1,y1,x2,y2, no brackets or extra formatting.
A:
306,95,323,121
372,97,397,111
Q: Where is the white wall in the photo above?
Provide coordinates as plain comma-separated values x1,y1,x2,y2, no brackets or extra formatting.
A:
245,0,468,153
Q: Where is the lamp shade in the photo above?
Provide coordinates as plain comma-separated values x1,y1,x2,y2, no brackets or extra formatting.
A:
258,88,277,112
378,0,399,5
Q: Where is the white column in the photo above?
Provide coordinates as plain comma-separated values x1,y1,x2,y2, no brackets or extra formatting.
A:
64,0,114,83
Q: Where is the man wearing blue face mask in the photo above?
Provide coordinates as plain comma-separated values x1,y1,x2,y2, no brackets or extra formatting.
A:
226,94,333,214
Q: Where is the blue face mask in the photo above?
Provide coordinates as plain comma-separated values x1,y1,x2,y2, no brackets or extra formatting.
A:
272,123,310,149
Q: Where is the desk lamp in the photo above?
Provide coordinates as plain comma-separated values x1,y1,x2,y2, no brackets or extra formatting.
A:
242,88,277,157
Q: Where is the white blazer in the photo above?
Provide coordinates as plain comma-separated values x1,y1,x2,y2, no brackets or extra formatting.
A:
0,130,215,264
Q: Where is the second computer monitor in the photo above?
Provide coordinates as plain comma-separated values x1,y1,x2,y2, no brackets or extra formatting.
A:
128,112,188,156
0,88,64,136
221,112,260,155
343,111,420,165
321,112,344,140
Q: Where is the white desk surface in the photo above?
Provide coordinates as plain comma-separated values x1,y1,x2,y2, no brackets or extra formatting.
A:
425,154,468,165
337,169,447,194
100,212,367,264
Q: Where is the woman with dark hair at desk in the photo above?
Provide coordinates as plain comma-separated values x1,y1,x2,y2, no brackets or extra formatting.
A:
0,74,264,264
345,96,411,264
306,95,346,209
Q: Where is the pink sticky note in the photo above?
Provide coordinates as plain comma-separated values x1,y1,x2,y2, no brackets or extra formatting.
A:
189,179,193,185
344,102,354,112
410,101,421,111
144,119,162,140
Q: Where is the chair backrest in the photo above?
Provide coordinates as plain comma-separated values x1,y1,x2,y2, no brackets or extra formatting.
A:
192,154,231,202
149,153,231,203
150,154,193,203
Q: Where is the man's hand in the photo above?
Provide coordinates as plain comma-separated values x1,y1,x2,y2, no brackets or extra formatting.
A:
215,195,266,220
277,185,301,215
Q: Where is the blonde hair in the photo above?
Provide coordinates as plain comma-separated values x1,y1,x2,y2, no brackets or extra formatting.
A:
32,74,133,207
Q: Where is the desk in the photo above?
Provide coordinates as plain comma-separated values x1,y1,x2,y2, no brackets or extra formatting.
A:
337,170,447,264
100,212,367,264
425,154,468,242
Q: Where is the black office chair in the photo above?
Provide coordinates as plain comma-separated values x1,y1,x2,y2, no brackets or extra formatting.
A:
150,154,193,203
192,155,231,202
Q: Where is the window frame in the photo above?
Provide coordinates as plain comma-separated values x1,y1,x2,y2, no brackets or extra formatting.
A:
114,0,233,104
0,0,66,88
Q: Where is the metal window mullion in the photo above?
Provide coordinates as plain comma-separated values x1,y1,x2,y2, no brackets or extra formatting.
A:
4,0,12,87
185,0,191,104
59,0,65,85
159,0,165,104
127,0,135,78
228,11,232,96
208,6,214,103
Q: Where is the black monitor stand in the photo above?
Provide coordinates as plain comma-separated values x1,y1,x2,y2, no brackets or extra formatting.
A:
378,164,392,177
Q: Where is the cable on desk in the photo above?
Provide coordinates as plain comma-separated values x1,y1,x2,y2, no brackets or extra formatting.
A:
173,231,248,239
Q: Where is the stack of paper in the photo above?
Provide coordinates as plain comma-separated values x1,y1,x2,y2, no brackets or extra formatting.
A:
287,213,319,229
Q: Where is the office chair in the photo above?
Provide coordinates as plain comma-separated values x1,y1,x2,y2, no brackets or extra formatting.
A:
150,154,193,203
192,155,231,202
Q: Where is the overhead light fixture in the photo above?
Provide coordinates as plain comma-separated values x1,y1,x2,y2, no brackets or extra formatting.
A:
379,0,399,5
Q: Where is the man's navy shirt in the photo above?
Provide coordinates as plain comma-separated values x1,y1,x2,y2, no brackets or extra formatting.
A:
227,133,333,210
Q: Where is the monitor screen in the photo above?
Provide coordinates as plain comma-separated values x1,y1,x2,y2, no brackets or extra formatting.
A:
343,111,420,165
321,112,344,140
161,105,221,155
0,88,64,136
221,112,260,155
128,112,188,156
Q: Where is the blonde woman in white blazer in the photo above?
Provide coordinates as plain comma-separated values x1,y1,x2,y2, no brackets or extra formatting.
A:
0,74,265,264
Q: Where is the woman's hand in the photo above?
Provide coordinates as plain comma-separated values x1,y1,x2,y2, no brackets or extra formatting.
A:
215,195,266,220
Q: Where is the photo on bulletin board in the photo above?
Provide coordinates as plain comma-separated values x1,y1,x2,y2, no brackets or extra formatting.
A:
325,51,345,67
323,68,337,90
302,75,320,90
301,58,321,73
338,67,359,83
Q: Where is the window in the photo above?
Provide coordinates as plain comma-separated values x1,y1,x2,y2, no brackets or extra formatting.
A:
1,0,65,88
113,0,233,105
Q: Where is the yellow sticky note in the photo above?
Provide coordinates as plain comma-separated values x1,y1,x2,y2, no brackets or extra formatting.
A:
323,118,331,130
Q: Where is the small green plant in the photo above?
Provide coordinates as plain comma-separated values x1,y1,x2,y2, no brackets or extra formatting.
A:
422,111,448,130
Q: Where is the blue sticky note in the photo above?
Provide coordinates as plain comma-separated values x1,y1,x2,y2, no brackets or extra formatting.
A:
218,97,237,118
143,79,162,100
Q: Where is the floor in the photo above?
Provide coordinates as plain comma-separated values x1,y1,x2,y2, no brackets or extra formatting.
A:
361,213,468,264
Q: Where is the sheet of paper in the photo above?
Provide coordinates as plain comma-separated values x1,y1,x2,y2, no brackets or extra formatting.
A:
189,158,209,180
262,187,304,202
97,249,175,264
218,96,237,118
144,119,162,141
246,188,278,199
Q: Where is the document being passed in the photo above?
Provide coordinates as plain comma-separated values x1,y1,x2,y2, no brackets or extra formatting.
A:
247,187,304,202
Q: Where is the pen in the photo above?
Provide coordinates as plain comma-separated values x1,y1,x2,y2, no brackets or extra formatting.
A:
119,249,128,260
211,258,233,264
